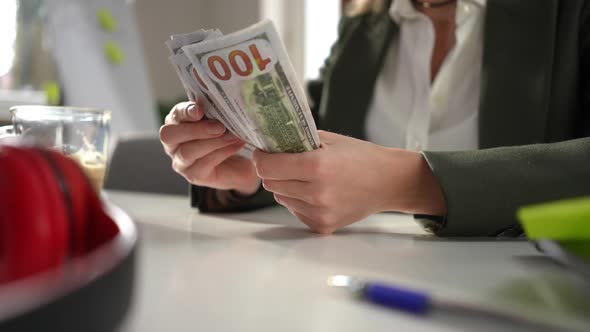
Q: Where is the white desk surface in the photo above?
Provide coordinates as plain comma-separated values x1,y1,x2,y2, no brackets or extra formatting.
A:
107,190,590,332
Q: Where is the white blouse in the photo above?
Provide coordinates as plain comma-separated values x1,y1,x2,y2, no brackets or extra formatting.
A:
365,0,486,151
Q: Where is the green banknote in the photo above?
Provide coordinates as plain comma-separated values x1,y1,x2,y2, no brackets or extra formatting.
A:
242,72,315,153
181,20,320,153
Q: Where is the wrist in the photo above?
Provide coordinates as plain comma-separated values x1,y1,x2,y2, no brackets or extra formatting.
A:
380,148,447,215
412,152,447,215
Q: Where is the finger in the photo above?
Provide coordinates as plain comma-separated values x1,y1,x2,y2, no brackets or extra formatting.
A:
262,179,315,203
182,142,245,183
252,149,316,181
166,101,204,124
274,194,319,218
160,120,228,149
275,195,334,234
173,132,241,169
291,211,334,235
318,130,339,145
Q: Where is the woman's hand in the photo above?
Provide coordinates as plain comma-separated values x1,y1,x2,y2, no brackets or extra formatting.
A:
160,101,260,195
253,131,446,234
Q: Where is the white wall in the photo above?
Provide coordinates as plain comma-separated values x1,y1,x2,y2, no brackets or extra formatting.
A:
46,0,158,135
200,0,261,34
259,0,305,83
135,0,339,102
304,0,340,80
135,0,260,102
259,0,341,82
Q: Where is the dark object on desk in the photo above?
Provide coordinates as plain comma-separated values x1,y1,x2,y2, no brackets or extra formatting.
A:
105,135,188,196
0,204,137,332
0,144,137,332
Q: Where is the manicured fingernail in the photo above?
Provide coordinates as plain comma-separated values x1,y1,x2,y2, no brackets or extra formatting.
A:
223,132,239,141
207,121,226,135
187,104,198,118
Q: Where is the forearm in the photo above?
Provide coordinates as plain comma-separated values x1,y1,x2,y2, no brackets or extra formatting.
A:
422,137,590,236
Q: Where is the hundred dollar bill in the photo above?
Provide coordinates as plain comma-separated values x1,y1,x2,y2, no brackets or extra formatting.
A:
165,29,219,55
165,30,207,100
169,53,258,146
166,30,262,149
166,28,222,102
181,19,320,153
166,29,217,106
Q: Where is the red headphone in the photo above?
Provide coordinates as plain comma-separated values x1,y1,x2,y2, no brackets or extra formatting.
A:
0,144,118,283
0,144,136,331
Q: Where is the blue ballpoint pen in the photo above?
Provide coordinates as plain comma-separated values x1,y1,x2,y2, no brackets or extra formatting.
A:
327,275,432,315
326,275,587,331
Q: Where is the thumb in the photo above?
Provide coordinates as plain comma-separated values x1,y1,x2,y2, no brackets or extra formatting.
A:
318,130,340,145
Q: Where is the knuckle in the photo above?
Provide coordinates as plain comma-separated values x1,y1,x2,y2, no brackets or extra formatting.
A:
175,144,190,164
179,105,190,120
191,158,212,180
171,108,180,123
159,125,171,142
304,157,318,175
166,104,182,124
273,193,284,204
173,102,186,113
161,141,174,157
312,189,331,207
305,154,324,177
316,157,329,177
262,180,274,192
315,211,333,227
255,161,267,178
171,159,183,174
185,168,205,185
185,174,198,185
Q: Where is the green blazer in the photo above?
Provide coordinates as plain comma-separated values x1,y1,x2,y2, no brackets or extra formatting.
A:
192,0,590,236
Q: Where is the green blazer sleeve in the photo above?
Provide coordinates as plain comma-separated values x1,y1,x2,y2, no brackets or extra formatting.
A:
422,138,590,236
421,0,590,236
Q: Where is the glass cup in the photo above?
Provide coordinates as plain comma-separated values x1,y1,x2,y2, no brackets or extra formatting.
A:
0,105,111,191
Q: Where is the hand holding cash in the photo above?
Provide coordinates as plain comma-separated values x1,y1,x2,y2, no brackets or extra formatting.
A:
160,101,262,196
165,20,320,154
160,20,446,232
161,20,319,196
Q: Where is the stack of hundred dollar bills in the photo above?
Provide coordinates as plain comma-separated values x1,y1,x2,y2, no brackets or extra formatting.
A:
165,20,320,153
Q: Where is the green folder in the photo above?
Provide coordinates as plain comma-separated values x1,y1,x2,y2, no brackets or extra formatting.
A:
517,196,590,259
